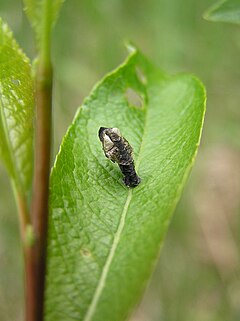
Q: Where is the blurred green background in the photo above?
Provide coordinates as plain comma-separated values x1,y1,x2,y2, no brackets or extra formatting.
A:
0,0,240,320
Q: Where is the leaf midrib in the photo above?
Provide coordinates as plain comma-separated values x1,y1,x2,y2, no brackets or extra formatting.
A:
82,94,149,321
83,189,133,321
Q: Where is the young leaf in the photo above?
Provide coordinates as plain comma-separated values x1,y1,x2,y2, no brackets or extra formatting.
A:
45,48,206,321
204,0,240,25
0,18,34,192
24,0,64,41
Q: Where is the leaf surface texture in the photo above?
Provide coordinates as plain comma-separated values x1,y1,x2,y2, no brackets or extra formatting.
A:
0,18,34,192
46,49,206,321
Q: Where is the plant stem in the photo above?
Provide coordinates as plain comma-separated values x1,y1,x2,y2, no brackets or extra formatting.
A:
28,60,52,321
15,189,31,241
14,189,36,321
24,2,53,320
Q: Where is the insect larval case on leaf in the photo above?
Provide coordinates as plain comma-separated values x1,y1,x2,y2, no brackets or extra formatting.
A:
98,127,141,188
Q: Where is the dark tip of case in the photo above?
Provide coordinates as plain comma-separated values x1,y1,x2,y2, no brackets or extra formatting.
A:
98,127,107,141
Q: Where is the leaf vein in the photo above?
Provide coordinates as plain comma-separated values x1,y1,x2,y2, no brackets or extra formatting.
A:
82,189,133,321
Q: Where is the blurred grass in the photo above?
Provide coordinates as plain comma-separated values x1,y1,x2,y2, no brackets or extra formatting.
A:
0,0,240,320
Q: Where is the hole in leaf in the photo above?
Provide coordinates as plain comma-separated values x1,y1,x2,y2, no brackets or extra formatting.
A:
136,66,147,85
125,88,144,109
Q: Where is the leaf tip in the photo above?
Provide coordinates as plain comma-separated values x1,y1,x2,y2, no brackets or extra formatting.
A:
124,40,138,55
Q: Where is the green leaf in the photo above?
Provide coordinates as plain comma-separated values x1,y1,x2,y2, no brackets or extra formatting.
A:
46,48,206,321
204,0,240,25
0,18,34,192
24,0,64,40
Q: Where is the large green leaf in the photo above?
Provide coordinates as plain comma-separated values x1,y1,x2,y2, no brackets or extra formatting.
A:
46,48,206,321
0,18,34,192
204,0,240,25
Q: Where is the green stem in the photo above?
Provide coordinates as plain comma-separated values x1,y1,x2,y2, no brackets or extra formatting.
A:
40,0,52,66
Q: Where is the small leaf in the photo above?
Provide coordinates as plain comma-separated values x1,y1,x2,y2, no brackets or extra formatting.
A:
204,0,240,25
0,18,34,192
24,0,64,40
45,48,206,321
